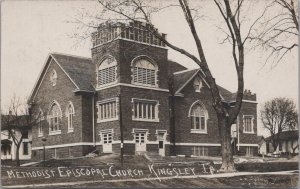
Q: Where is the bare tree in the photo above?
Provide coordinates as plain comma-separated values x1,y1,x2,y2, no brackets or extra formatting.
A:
1,95,41,166
261,97,298,152
253,0,298,67
70,0,269,172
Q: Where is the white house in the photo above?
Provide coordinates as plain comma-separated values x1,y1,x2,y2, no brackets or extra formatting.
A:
1,129,32,160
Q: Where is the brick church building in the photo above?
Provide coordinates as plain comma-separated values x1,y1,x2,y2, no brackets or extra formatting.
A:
28,21,258,160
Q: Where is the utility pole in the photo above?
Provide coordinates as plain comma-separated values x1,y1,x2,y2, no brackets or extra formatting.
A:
118,94,124,167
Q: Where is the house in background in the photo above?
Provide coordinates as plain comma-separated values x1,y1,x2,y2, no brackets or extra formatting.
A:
257,136,266,155
263,130,299,155
1,115,32,160
27,21,259,161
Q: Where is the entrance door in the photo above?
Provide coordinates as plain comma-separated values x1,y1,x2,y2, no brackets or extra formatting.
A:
102,133,112,153
135,132,146,154
158,133,165,156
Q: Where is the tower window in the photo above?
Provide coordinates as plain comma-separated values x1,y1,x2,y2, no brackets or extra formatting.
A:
97,56,117,87
132,58,157,87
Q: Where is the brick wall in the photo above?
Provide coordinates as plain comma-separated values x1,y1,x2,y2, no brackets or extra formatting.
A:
31,59,84,149
173,78,220,144
238,102,258,144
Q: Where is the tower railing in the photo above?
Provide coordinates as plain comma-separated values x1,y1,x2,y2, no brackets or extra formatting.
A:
92,21,166,47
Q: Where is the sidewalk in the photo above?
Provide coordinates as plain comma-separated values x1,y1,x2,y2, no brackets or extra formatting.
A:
3,170,298,188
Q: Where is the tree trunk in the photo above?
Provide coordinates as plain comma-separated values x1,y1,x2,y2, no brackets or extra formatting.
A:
16,142,21,167
218,115,236,173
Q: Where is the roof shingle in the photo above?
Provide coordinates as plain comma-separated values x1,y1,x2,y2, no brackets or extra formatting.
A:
51,53,95,91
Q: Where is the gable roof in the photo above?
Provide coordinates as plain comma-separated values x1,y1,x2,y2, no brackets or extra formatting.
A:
28,53,94,103
173,69,199,94
51,53,94,92
265,130,299,142
172,68,236,101
167,60,187,75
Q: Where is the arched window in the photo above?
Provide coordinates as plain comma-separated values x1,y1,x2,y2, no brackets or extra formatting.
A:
50,69,57,86
193,76,203,92
97,56,117,87
66,102,75,132
38,110,45,137
132,58,157,86
48,102,62,134
189,102,208,133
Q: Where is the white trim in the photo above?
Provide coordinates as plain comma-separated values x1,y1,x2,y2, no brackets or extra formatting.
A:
96,83,169,92
96,97,119,123
73,89,95,93
92,96,95,146
175,69,200,94
243,115,255,134
50,54,80,89
190,130,208,134
122,37,168,49
237,144,259,147
173,69,194,75
51,52,91,60
242,100,258,104
131,55,159,88
131,98,160,122
32,142,95,150
66,101,75,133
48,130,62,136
91,37,168,50
229,100,258,104
28,54,52,103
171,142,221,146
29,54,81,103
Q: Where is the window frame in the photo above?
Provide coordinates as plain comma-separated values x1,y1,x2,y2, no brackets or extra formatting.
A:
131,56,158,88
97,98,119,123
48,101,62,135
189,101,208,134
96,56,117,88
191,146,209,157
99,129,114,144
243,115,254,134
38,110,45,137
23,142,29,155
132,98,159,122
66,102,75,133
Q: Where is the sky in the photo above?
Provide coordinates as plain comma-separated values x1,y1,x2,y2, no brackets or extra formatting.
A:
1,0,298,136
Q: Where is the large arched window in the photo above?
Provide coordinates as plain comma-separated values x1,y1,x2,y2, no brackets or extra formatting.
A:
66,102,75,132
48,102,62,134
189,102,208,133
97,56,117,87
132,58,157,86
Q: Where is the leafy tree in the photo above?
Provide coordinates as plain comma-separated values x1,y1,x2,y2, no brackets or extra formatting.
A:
261,97,298,151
